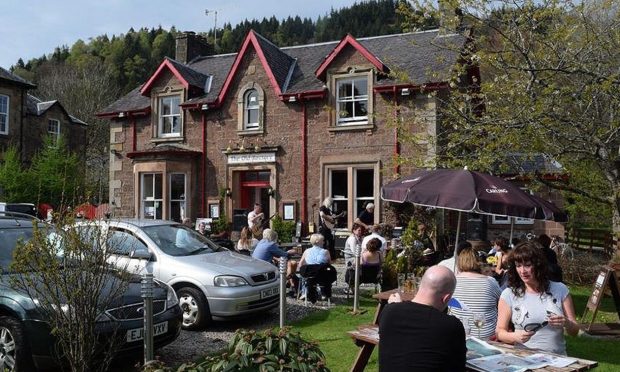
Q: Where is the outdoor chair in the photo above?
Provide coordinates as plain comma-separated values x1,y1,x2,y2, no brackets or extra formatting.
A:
346,264,382,299
298,264,337,306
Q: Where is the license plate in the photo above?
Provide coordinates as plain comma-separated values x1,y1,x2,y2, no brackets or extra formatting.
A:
261,286,279,299
126,321,168,342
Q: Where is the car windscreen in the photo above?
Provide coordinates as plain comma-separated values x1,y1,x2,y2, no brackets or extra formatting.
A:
141,225,225,256
0,227,33,271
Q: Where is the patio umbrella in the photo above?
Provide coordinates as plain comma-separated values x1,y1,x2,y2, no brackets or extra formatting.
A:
381,168,566,261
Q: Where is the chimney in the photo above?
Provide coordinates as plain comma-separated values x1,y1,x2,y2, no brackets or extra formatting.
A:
175,31,213,64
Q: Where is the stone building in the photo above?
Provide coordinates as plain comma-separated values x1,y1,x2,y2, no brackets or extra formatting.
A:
0,67,87,166
99,29,472,230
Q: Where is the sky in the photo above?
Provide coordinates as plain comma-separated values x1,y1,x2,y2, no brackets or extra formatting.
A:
0,0,361,69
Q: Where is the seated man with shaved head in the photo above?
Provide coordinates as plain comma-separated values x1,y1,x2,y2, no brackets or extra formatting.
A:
379,265,466,371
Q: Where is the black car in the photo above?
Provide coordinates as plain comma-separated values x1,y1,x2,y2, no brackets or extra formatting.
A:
0,212,182,371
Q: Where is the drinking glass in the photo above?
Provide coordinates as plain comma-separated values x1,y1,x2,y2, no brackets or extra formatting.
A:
460,316,471,337
398,273,407,295
473,313,485,338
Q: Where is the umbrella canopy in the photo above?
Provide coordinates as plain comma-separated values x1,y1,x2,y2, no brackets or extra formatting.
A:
528,194,568,223
381,169,544,219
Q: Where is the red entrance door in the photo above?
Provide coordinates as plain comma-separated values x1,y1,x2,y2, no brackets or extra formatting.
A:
239,171,271,216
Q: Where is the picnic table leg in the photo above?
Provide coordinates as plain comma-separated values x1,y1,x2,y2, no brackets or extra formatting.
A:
372,302,384,324
350,343,375,372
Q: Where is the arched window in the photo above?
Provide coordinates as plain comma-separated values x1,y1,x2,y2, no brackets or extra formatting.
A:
244,89,260,130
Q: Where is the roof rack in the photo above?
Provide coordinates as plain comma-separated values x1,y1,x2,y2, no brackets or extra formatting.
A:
0,211,43,222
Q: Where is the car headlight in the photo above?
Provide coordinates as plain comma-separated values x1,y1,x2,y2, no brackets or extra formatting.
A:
166,285,179,308
214,275,248,287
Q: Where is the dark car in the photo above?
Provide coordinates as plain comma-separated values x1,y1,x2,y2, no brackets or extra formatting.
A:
0,212,182,371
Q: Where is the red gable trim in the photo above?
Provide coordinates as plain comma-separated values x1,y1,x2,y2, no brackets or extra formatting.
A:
214,30,283,108
140,59,190,96
315,34,389,79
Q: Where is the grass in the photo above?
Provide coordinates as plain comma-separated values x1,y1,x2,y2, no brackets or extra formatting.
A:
288,285,620,372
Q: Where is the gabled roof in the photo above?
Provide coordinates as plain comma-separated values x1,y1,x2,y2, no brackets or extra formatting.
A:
26,94,87,126
102,29,467,115
141,57,210,95
0,67,36,88
315,33,389,79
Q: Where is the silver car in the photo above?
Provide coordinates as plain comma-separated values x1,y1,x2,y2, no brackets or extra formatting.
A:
77,219,280,330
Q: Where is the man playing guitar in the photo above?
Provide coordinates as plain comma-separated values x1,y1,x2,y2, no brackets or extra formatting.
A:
248,203,265,238
319,197,345,260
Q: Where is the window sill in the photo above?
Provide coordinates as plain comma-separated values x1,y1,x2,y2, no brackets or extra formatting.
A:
151,136,184,143
328,123,374,133
237,128,264,136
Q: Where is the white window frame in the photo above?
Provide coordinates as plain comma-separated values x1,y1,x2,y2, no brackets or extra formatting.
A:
244,89,260,130
336,76,369,126
141,173,163,219
0,95,8,135
169,173,186,222
326,163,378,228
491,188,534,225
158,95,181,137
354,168,374,218
47,119,60,143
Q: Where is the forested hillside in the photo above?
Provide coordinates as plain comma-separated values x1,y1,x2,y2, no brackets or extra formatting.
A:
10,0,436,94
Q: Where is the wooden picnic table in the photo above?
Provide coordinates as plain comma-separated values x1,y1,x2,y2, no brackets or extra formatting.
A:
348,288,415,372
348,288,597,372
348,324,597,372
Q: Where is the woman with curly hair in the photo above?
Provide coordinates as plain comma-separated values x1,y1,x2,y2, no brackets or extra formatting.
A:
496,241,579,354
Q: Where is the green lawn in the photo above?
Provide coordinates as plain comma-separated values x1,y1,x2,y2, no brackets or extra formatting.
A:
290,286,620,371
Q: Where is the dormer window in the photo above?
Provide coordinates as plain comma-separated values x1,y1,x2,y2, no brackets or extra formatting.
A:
237,82,265,134
244,89,260,130
158,96,181,137
336,77,368,125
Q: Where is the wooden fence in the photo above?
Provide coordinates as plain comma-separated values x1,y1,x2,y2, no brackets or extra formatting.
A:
566,228,615,257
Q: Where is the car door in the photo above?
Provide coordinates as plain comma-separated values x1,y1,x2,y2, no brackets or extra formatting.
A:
106,228,154,275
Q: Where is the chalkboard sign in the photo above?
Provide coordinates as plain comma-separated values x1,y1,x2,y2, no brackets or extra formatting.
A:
582,266,620,330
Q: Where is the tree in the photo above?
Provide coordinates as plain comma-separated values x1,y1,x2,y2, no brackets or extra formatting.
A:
402,0,620,233
36,61,120,204
0,146,31,202
10,217,132,372
28,137,85,206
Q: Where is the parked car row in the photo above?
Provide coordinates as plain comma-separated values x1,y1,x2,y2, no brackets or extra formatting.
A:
0,212,281,370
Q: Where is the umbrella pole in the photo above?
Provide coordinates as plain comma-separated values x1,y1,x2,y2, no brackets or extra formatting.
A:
453,212,462,271
509,217,514,245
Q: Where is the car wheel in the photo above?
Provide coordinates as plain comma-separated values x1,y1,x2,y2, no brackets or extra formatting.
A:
0,316,33,372
177,287,211,330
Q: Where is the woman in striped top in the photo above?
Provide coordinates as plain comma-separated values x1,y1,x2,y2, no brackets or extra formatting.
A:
451,247,502,340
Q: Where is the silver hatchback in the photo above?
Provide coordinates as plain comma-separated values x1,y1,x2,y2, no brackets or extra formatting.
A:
78,219,280,330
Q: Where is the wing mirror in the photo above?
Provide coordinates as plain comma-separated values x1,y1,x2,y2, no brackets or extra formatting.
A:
129,248,151,260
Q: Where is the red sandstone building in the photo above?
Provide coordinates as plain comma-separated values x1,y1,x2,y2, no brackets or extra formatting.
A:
99,29,564,238
99,29,468,228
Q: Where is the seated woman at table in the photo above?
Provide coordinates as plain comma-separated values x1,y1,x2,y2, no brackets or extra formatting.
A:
298,233,331,300
236,226,258,254
496,241,579,355
451,247,501,340
493,237,511,289
346,238,383,290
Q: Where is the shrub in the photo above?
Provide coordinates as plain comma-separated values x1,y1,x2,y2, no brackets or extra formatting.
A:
272,215,296,243
559,251,607,286
143,328,330,372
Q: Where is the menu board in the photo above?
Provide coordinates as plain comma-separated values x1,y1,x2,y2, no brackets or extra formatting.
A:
583,267,620,330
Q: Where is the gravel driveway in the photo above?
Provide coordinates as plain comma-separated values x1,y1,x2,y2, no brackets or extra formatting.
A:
157,262,353,368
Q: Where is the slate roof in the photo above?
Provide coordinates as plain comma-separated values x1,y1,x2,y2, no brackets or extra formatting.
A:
502,153,564,175
164,57,209,90
25,94,87,126
0,66,36,88
100,29,466,115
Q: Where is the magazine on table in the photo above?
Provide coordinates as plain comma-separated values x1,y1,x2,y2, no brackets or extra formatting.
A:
465,337,576,372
